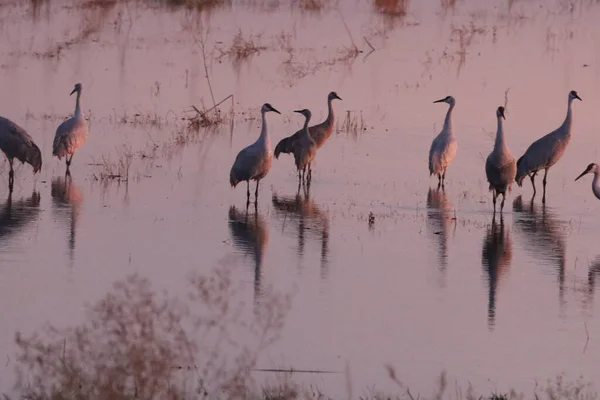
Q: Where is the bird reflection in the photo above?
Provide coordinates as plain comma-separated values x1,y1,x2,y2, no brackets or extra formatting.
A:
426,187,455,287
481,216,512,331
584,256,600,308
228,204,268,303
0,190,41,242
51,175,83,267
513,195,566,305
271,185,330,280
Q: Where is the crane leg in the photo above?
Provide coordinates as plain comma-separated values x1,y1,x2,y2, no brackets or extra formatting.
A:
529,172,537,197
437,174,442,189
8,158,14,192
492,192,496,213
255,179,260,201
542,169,548,204
500,193,506,213
246,181,250,205
307,165,312,182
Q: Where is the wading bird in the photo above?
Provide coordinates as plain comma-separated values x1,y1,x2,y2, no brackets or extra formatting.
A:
230,103,281,204
485,106,516,213
429,96,457,188
0,116,42,191
575,163,600,200
53,83,88,175
515,90,582,203
292,109,317,184
274,91,341,159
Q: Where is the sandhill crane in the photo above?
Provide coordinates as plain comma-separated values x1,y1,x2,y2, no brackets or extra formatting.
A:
429,96,457,188
53,83,88,175
0,116,42,191
481,216,512,331
485,106,516,213
230,103,280,203
291,109,317,184
515,90,582,203
575,163,600,199
274,91,341,159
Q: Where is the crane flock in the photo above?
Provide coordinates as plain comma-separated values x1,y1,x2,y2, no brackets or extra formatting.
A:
0,85,596,212
231,89,595,213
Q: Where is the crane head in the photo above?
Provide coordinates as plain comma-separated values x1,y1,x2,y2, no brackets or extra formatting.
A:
328,92,342,101
575,163,598,181
497,106,506,120
262,103,281,115
569,90,582,101
433,96,455,106
294,109,312,120
70,83,82,96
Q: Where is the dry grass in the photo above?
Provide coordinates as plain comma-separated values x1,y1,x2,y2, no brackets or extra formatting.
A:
373,0,410,17
12,267,290,399
217,30,267,66
337,110,366,138
90,145,134,183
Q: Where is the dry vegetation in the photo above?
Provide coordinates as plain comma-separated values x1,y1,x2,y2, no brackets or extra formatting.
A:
11,267,290,399
5,265,598,400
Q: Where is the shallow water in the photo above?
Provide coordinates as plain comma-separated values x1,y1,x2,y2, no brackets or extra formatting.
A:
1,0,600,395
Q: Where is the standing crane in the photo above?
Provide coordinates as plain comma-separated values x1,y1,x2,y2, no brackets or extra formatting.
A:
0,116,42,191
429,96,457,188
485,106,516,214
575,163,600,200
274,91,341,160
230,103,281,204
292,109,317,185
53,83,88,175
515,90,582,203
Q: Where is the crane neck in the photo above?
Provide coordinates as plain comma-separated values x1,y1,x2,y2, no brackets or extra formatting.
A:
325,97,335,125
592,172,600,200
562,97,574,134
443,103,454,136
303,116,315,143
257,110,270,149
74,90,83,118
494,115,506,151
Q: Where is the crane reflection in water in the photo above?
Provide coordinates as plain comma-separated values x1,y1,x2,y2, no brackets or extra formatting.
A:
513,195,567,308
271,184,330,280
426,187,456,288
0,190,41,244
228,203,269,303
481,216,513,331
51,175,83,268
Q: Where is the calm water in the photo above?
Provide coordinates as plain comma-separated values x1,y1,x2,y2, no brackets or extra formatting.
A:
1,0,600,395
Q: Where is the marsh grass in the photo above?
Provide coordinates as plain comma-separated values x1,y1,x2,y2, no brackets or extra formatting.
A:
12,267,291,399
217,30,267,65
337,110,366,138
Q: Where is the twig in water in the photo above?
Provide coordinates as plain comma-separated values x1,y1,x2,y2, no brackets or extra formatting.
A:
253,367,340,374
192,23,216,109
363,36,376,62
583,321,590,354
338,10,360,53
504,87,510,112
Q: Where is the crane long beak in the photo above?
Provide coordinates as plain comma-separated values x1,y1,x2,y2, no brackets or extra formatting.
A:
576,94,583,101
271,107,281,114
433,98,445,103
575,169,590,181
335,94,342,101
293,110,302,114
70,88,77,95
